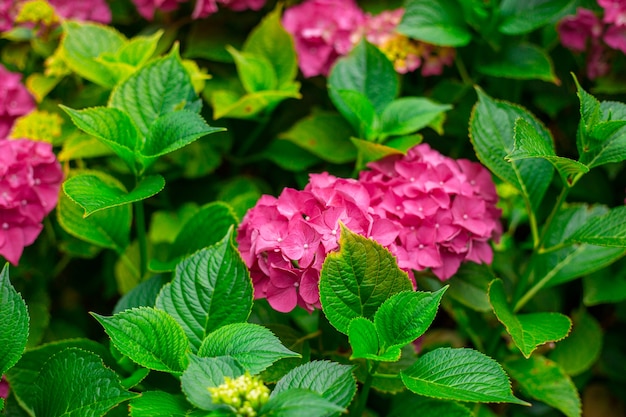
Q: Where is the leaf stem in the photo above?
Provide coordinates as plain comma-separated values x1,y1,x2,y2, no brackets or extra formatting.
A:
134,199,148,280
351,361,378,417
455,56,473,86
535,186,570,251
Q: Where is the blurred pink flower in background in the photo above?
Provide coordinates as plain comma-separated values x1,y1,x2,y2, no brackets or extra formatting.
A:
132,0,186,20
237,144,501,313
0,139,63,265
193,0,265,19
0,375,8,399
48,0,112,23
0,64,35,139
598,0,626,26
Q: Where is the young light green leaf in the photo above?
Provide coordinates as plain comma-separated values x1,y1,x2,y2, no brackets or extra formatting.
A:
261,389,345,417
211,87,301,120
156,228,253,351
388,393,472,417
114,30,163,67
57,191,131,254
489,279,571,358
401,347,527,405
92,307,190,374
397,0,471,46
63,173,165,217
198,323,299,374
60,106,141,173
380,97,452,139
549,310,603,376
350,137,405,170
505,356,581,417
130,391,195,417
507,118,588,184
476,43,558,83
114,274,170,314
181,355,244,410
319,224,413,334
567,205,626,247
348,317,401,362
273,361,356,413
278,109,357,164
497,0,572,35
375,287,447,351
0,264,29,376
31,347,137,417
228,46,278,93
469,87,554,212
333,89,380,140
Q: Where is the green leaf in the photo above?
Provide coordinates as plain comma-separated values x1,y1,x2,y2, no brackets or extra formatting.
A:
273,361,356,413
60,106,141,173
60,21,127,88
401,347,527,404
319,224,413,334
150,202,239,271
504,356,581,417
397,0,472,47
446,263,495,312
380,97,452,139
375,288,447,351
198,323,299,374
0,264,29,375
334,89,380,139
110,47,200,137
114,30,162,67
489,279,571,358
476,43,558,83
142,110,224,160
181,355,244,410
507,118,589,184
156,229,253,351
228,47,278,93
114,274,170,314
31,347,136,417
328,40,398,118
261,389,345,417
567,205,626,247
211,87,301,120
498,0,573,35
549,310,603,376
130,391,195,417
264,140,322,171
350,137,406,170
57,191,131,254
389,393,472,417
93,307,190,374
583,265,626,305
243,5,298,88
349,317,401,362
469,87,554,213
63,173,165,217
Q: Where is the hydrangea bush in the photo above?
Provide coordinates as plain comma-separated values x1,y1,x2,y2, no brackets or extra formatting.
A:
1,0,626,416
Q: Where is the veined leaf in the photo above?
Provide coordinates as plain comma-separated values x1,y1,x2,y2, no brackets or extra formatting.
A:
549,310,603,376
567,205,626,247
130,391,195,417
475,43,558,83
380,97,452,139
348,317,401,362
0,264,29,375
228,46,278,93
388,394,472,417
113,274,170,314
261,389,345,417
181,355,244,410
334,89,380,140
397,0,471,46
498,0,573,35
211,87,300,120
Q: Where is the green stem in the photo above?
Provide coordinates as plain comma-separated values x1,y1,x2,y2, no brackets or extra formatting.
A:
535,186,570,250
351,362,378,417
455,56,473,86
134,199,148,280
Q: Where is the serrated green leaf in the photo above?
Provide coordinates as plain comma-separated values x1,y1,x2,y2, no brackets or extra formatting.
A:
261,389,345,417
114,31,162,67
228,47,278,93
351,137,405,170
211,87,300,120
150,202,239,272
181,355,244,410
110,47,200,137
198,323,299,374
319,224,413,334
498,0,573,35
60,106,141,173
446,263,495,312
489,279,571,358
64,173,165,217
389,393,472,417
401,347,527,404
114,274,170,314
567,205,626,247
507,118,588,184
549,310,603,376
57,191,131,253
380,97,452,139
397,0,471,46
58,133,115,161
375,287,447,351
130,391,195,417
469,87,554,213
156,229,253,351
505,356,581,417
93,307,190,374
476,43,558,83
0,264,29,375
31,347,136,417
348,317,401,362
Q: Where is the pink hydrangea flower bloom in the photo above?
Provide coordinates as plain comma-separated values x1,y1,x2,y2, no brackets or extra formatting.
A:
558,8,603,52
282,0,365,77
192,0,265,20
49,0,112,24
132,0,186,20
0,139,63,265
598,0,626,26
0,375,8,399
237,144,500,313
603,24,626,53
0,1,17,32
0,64,35,139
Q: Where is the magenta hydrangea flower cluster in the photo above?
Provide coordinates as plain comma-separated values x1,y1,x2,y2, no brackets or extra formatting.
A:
0,0,111,31
281,1,455,78
237,144,501,313
131,0,265,20
558,1,626,79
0,64,35,139
0,139,63,265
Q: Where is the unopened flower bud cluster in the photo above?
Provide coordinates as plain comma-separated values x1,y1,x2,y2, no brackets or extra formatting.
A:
207,372,270,417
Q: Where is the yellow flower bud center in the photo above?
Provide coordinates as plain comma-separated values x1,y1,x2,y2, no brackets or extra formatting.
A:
207,372,270,417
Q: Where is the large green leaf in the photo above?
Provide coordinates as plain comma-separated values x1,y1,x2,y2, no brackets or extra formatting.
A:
113,274,170,314
211,87,301,120
156,229,253,351
130,391,195,417
334,89,380,140
567,206,626,247
351,137,406,170
476,43,558,83
388,393,472,417
319,224,413,334
583,265,626,305
505,356,581,417
181,355,244,410
93,307,190,374
198,323,299,374
446,263,495,312
0,264,29,375
469,87,554,213
63,173,165,217
228,47,278,93
498,0,573,35
348,317,401,362
489,279,571,358
261,389,344,417
401,347,527,404
397,0,472,46
380,97,452,139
